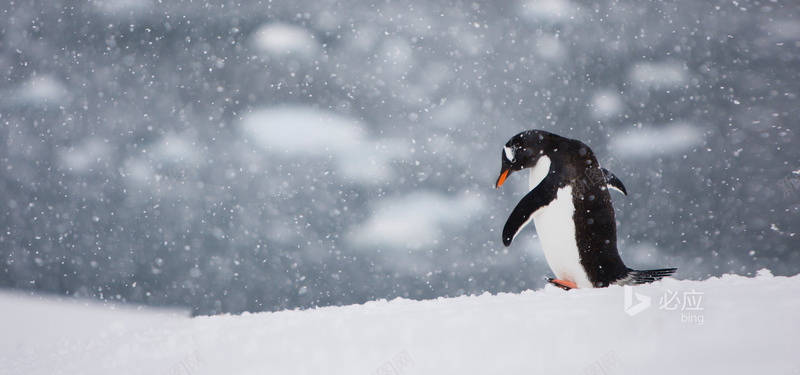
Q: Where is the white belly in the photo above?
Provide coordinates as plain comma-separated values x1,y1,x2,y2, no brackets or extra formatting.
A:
532,185,593,289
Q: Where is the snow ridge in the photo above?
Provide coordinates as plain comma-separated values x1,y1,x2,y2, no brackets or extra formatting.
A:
2,272,798,375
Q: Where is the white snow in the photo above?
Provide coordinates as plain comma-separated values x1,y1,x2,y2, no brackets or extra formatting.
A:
151,132,200,162
378,38,416,76
629,62,688,90
242,107,366,153
428,97,474,128
119,132,203,187
250,22,320,61
121,157,153,186
93,0,153,17
518,0,580,23
59,138,112,174
766,20,800,42
241,106,405,183
9,75,69,107
348,191,484,251
590,90,625,120
534,34,566,62
343,25,381,53
2,272,799,375
0,291,188,355
611,123,705,158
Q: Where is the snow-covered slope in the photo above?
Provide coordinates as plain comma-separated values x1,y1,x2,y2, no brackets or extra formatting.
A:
2,272,798,375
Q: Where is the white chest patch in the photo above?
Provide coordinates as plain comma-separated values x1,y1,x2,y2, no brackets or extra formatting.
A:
532,185,593,289
528,156,551,190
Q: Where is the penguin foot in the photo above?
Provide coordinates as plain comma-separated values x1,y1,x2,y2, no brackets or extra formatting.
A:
547,278,577,290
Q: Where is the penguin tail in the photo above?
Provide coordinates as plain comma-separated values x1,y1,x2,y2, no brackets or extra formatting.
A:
624,268,677,285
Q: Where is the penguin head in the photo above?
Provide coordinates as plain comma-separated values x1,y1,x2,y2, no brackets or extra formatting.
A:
495,130,553,188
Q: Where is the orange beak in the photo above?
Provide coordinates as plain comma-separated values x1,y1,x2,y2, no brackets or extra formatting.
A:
495,169,510,188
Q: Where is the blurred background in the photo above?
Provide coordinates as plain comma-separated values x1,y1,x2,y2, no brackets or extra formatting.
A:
1,0,798,315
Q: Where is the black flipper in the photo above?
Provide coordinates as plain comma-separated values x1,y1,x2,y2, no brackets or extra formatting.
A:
601,168,627,196
502,177,557,246
626,268,677,285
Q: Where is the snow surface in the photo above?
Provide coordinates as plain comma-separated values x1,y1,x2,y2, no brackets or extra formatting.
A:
1,272,797,375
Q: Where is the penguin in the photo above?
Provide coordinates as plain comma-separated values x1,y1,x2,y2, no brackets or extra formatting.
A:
495,129,676,290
